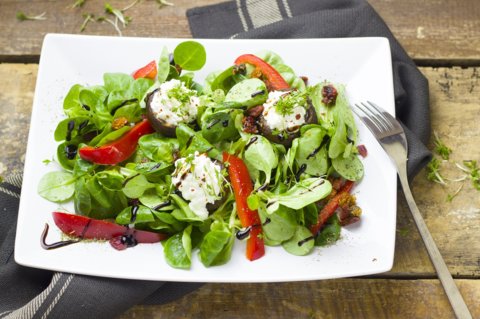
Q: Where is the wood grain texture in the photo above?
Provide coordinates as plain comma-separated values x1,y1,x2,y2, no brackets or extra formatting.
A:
0,0,479,63
118,279,480,319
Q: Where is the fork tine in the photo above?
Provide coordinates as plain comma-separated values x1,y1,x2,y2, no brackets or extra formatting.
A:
367,101,402,131
360,102,388,132
353,103,383,136
363,102,393,131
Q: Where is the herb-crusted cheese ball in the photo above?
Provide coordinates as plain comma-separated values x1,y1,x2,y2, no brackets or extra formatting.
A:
147,79,200,136
172,152,225,220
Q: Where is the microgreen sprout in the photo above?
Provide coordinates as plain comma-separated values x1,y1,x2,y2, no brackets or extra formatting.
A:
426,157,446,185
456,160,480,190
274,91,307,115
104,3,131,28
16,11,46,21
433,131,452,160
80,13,95,32
72,0,86,8
155,0,174,7
446,183,464,202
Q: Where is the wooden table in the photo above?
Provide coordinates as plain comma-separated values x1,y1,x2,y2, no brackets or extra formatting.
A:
1,1,479,318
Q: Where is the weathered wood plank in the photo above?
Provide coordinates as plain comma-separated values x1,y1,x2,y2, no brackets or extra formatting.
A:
119,279,480,319
0,64,479,277
0,0,479,63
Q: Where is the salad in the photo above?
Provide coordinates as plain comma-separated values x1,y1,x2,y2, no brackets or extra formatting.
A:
38,40,365,269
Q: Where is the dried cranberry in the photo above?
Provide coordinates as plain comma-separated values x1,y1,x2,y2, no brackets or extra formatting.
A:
357,144,368,157
246,105,264,118
242,116,259,134
321,84,338,106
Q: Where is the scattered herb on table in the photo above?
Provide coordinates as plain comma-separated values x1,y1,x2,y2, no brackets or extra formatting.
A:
72,0,86,8
16,11,46,21
433,131,452,160
426,157,446,185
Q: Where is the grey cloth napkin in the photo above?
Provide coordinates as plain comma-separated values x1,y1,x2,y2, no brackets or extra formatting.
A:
188,0,432,179
0,174,202,318
1,1,431,318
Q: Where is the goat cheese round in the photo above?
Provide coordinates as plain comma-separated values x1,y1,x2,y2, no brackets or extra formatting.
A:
262,91,306,133
149,79,200,126
171,153,223,220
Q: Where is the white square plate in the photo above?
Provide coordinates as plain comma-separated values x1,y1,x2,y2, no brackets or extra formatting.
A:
15,34,396,282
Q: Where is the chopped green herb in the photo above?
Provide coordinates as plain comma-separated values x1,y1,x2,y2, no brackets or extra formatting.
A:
433,131,452,160
274,91,307,115
155,0,174,7
446,183,464,202
80,13,95,32
426,157,446,185
104,3,131,28
42,159,53,165
460,160,480,190
72,0,86,8
16,11,46,21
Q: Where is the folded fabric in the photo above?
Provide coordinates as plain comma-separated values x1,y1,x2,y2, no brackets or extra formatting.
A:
0,174,202,319
188,0,432,179
1,0,431,318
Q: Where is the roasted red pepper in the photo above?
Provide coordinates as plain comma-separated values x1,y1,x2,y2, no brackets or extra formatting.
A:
234,54,290,91
223,152,265,261
132,60,157,80
309,180,355,236
52,212,167,243
79,119,154,165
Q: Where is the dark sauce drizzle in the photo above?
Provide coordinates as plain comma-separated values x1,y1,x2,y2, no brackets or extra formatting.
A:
130,205,139,223
295,164,307,181
65,144,78,160
298,236,314,247
122,173,140,187
41,224,80,250
251,90,265,98
41,219,91,250
235,218,271,240
245,136,258,149
206,119,221,129
66,120,75,141
222,119,229,127
153,200,171,211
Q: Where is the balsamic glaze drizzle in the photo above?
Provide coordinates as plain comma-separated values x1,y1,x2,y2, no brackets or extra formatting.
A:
206,119,221,129
298,236,314,247
153,200,171,211
41,223,80,250
235,218,271,240
251,90,265,98
66,120,75,141
245,136,258,149
295,164,307,181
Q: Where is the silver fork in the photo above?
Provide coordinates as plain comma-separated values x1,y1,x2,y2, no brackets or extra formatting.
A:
353,101,472,319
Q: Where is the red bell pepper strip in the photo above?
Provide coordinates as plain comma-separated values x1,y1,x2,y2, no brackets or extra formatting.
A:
234,54,290,91
132,60,157,80
52,212,167,243
79,119,154,165
223,152,265,261
309,180,355,236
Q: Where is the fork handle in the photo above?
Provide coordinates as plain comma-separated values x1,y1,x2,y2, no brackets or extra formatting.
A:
397,166,472,319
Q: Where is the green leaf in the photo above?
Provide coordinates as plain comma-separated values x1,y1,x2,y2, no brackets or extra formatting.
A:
244,135,278,187
96,126,131,146
256,51,305,91
157,46,171,83
115,205,156,225
282,225,314,256
200,110,240,144
332,153,364,181
123,174,155,198
163,226,192,269
173,41,206,71
38,171,76,202
104,73,133,93
259,204,297,243
170,194,206,222
199,221,234,267
315,215,341,246
294,127,329,176
138,133,178,163
261,178,332,213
